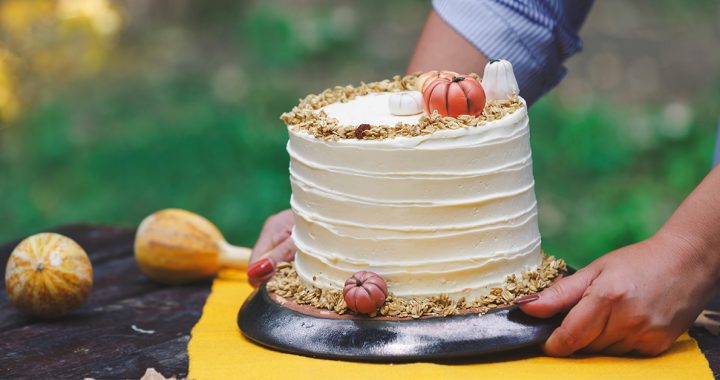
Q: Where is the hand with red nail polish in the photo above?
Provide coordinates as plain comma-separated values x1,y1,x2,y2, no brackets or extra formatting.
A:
248,257,275,278
248,209,297,287
517,232,717,357
513,153,720,357
513,294,539,305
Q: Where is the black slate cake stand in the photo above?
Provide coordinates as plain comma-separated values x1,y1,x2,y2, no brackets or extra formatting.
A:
237,270,572,362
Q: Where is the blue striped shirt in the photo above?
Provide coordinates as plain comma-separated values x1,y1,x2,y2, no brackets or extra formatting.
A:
434,0,720,164
432,0,593,106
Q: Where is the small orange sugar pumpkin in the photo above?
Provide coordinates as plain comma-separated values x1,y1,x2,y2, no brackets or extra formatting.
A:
415,70,459,92
5,233,93,318
422,76,486,118
343,271,388,315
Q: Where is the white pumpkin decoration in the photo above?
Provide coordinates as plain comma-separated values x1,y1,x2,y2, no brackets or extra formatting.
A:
481,59,520,101
388,91,423,116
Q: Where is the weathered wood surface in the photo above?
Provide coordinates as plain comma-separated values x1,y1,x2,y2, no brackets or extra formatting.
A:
0,225,719,379
0,225,211,379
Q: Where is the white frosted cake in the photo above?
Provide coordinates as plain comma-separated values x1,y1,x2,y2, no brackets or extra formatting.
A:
274,64,564,317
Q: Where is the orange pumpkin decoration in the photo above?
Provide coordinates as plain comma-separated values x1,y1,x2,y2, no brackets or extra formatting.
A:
415,70,459,92
5,233,93,318
422,76,486,118
343,271,388,314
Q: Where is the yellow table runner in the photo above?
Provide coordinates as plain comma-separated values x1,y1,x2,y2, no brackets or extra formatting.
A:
188,269,714,380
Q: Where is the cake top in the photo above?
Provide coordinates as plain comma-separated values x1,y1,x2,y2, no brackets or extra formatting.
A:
281,65,524,141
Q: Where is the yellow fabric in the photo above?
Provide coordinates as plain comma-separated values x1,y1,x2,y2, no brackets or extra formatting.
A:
189,269,713,380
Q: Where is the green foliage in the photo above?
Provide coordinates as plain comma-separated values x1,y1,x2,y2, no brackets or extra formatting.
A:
530,94,716,266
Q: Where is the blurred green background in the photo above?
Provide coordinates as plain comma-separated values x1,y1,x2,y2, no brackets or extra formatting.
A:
0,0,718,267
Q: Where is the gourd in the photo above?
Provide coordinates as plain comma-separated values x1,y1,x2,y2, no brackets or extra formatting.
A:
422,76,486,117
5,233,93,318
388,91,423,116
481,59,520,101
134,209,251,284
343,271,388,314
415,70,459,92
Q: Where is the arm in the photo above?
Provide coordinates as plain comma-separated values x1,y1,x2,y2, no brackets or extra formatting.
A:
407,10,488,75
660,164,720,270
518,165,720,356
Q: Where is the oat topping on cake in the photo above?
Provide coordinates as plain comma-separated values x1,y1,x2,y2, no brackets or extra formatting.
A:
280,73,524,141
267,254,567,319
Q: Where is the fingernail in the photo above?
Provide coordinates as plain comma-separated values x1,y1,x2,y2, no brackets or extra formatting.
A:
247,258,275,278
513,294,540,305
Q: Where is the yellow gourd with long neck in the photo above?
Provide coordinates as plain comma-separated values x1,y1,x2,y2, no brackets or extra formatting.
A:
134,209,250,284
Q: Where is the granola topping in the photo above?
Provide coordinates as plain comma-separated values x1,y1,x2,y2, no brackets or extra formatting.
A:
280,73,523,141
267,254,567,319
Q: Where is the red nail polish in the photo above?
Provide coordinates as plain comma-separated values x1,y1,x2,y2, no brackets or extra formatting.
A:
513,294,540,305
247,258,274,278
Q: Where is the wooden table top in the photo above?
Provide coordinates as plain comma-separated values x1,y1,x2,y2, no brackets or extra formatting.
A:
1,225,719,379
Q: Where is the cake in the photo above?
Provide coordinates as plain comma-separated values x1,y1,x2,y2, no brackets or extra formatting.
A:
272,61,565,318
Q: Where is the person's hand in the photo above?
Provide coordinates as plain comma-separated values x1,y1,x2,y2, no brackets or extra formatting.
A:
247,209,296,287
516,231,717,357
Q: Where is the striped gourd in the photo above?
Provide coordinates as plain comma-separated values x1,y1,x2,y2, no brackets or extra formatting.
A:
5,233,93,318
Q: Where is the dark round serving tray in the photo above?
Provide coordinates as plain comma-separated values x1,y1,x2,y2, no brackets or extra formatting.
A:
237,276,570,362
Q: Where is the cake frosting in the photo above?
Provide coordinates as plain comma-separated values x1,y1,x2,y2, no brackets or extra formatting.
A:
286,89,542,299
